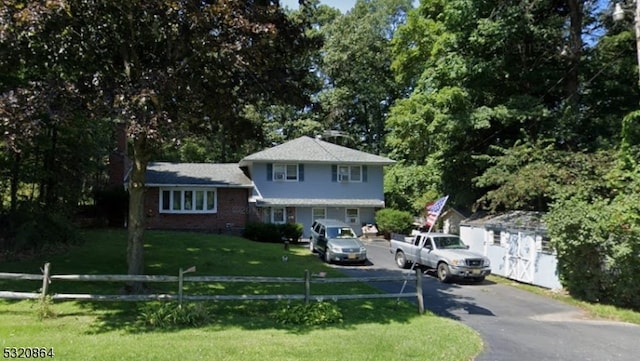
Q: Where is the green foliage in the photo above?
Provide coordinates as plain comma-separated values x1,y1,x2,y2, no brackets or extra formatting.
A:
375,208,413,235
2,204,80,254
474,141,615,211
273,301,343,326
279,222,304,243
545,192,640,310
317,0,413,153
33,296,56,320
386,0,631,212
137,302,210,329
243,222,303,243
384,163,440,213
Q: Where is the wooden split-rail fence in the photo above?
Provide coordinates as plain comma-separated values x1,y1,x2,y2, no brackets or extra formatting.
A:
0,263,425,313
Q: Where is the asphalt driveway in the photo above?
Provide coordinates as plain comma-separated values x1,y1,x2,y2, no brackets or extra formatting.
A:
336,238,640,361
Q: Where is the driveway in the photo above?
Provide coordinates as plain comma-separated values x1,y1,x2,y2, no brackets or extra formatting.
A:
336,238,640,361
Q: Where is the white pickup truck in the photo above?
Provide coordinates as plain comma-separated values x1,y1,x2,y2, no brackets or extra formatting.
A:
389,232,491,283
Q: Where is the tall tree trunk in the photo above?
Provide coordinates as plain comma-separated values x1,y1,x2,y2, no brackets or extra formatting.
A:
10,152,20,213
566,0,583,108
44,122,58,209
126,135,149,292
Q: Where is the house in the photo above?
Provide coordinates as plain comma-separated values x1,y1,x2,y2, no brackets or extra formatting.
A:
142,162,253,233
459,211,562,290
139,136,395,237
239,136,395,237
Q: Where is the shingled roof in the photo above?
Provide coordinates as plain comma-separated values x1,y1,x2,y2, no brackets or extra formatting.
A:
239,136,395,166
145,162,252,188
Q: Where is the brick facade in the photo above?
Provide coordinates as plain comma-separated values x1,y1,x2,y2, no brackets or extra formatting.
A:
144,187,250,233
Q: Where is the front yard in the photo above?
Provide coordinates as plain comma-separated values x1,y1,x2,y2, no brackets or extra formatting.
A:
0,229,483,361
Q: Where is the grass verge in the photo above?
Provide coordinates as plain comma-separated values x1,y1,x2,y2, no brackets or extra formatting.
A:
487,275,640,325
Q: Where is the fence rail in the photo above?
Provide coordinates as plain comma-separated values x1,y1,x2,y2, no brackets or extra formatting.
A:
0,263,424,313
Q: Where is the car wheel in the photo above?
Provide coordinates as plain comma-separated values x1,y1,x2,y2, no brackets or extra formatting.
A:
324,249,332,264
395,251,410,269
437,263,452,283
309,238,316,253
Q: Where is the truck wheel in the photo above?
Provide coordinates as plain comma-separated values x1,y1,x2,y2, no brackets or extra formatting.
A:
309,238,316,253
437,263,452,283
395,251,410,269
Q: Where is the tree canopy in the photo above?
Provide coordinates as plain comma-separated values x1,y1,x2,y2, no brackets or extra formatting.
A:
2,0,640,304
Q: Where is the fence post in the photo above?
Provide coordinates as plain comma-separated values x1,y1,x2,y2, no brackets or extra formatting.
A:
41,263,51,299
178,266,196,306
178,268,184,306
304,269,310,304
415,268,424,314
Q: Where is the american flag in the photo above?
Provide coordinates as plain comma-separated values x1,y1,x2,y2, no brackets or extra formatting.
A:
425,195,449,227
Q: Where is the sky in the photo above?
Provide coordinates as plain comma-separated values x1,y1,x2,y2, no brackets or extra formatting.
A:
280,0,357,14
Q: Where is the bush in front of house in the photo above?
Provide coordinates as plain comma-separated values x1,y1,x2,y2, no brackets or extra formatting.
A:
243,222,303,243
375,208,413,236
279,223,303,243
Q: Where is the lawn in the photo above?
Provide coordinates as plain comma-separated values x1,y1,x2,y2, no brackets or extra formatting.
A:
0,230,483,361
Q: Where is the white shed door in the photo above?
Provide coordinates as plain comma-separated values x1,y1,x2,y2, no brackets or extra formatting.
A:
505,232,536,284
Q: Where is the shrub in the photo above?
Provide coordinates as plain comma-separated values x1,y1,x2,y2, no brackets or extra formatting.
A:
273,301,343,326
546,195,640,310
34,296,56,320
280,223,303,243
137,302,210,329
9,206,80,253
375,208,413,235
243,222,303,243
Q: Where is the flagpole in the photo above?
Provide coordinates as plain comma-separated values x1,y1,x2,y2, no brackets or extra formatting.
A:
396,195,449,303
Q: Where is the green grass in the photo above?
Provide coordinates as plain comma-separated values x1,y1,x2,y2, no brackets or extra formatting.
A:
0,230,483,361
487,275,640,325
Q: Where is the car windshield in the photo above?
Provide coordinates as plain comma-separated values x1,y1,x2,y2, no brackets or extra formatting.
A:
327,227,356,238
434,237,467,249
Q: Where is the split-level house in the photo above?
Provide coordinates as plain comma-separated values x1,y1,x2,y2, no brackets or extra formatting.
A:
239,136,395,237
139,136,395,237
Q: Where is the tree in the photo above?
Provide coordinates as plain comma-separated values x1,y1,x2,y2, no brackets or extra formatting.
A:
386,0,602,209
474,140,616,211
2,1,317,286
317,0,413,153
1,2,112,219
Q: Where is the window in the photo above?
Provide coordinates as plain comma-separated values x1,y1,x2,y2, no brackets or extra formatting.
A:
271,207,286,224
337,165,362,183
273,163,298,181
160,188,217,213
493,230,501,245
345,208,359,224
350,166,361,182
312,208,326,220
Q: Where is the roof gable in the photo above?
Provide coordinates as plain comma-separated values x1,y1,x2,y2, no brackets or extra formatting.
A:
239,136,395,166
145,162,252,187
